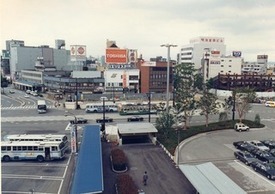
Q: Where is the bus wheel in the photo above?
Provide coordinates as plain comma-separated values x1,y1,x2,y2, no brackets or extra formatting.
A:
3,155,10,162
37,155,44,162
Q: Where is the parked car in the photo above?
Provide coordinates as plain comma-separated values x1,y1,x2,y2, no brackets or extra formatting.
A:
234,151,258,165
269,149,275,157
9,90,15,94
253,151,275,163
96,117,113,123
70,117,88,124
127,116,144,122
233,141,256,153
100,96,108,101
24,94,30,98
250,161,275,180
234,123,249,132
249,140,270,151
261,140,275,149
26,90,31,94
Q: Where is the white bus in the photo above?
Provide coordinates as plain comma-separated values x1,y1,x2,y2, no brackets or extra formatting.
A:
3,134,69,151
1,141,67,162
37,100,47,113
85,102,118,113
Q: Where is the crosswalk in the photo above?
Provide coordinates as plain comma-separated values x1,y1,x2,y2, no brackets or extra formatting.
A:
0,105,56,110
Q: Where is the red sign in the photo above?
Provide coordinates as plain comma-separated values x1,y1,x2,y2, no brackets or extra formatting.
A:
106,48,127,64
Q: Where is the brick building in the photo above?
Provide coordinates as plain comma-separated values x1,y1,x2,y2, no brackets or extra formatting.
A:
137,59,175,93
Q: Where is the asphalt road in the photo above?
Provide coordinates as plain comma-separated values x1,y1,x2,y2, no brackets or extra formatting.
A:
2,89,275,194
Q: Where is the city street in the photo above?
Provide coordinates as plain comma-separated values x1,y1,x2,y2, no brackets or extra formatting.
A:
1,91,275,193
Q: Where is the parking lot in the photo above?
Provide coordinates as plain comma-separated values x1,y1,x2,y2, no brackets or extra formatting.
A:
180,127,275,193
1,155,74,194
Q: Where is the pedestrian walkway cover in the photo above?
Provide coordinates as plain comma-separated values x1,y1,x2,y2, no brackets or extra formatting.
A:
70,125,104,194
179,162,246,194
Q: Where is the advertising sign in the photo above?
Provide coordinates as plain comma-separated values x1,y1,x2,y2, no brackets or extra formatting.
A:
128,49,137,63
141,61,156,67
232,51,242,57
106,48,127,64
70,127,76,153
257,55,268,59
70,45,86,61
211,50,220,57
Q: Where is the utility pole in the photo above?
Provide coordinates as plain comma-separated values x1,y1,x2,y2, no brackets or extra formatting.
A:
161,44,177,113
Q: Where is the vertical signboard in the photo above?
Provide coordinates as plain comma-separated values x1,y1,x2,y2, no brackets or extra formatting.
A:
128,49,137,63
71,126,76,153
122,71,127,88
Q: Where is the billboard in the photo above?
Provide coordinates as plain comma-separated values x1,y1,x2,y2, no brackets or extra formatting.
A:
70,45,86,61
106,48,127,64
257,55,268,59
128,49,137,63
141,61,156,67
211,50,220,57
232,51,242,57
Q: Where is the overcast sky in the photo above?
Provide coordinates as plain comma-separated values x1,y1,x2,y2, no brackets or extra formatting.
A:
1,0,275,62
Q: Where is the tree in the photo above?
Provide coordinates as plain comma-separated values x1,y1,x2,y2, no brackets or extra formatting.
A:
155,110,175,139
194,73,203,91
173,63,197,130
197,89,219,127
234,88,256,123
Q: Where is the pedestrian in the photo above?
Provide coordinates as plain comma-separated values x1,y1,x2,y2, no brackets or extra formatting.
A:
143,171,148,186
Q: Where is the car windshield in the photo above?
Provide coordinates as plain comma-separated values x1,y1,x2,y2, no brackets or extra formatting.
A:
257,143,265,146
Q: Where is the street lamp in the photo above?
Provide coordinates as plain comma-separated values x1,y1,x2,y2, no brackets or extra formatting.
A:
161,44,177,113
65,111,78,154
172,124,182,167
147,92,151,122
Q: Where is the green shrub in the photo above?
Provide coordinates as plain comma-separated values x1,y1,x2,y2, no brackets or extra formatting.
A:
254,114,261,124
111,148,128,171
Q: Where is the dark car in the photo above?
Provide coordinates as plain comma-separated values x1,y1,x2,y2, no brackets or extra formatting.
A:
70,117,88,124
262,140,275,149
254,151,275,163
96,117,113,123
127,116,144,122
233,141,256,153
250,161,275,180
234,151,258,165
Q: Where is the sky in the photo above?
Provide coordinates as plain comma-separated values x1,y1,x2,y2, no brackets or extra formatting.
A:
1,0,275,62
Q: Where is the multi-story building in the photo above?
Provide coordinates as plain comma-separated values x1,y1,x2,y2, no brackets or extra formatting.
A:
104,69,139,93
6,39,70,80
202,50,243,82
242,55,268,75
179,36,226,70
137,59,175,93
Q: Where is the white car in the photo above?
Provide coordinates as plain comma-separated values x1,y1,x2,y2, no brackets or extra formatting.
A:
234,123,249,132
249,140,270,151
24,94,30,98
100,96,108,101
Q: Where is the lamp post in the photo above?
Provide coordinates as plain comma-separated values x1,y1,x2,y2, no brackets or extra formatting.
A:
147,92,151,122
65,111,78,154
161,44,177,113
102,98,106,135
232,90,236,121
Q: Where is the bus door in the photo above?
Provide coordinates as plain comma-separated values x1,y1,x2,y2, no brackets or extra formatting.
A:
45,147,51,160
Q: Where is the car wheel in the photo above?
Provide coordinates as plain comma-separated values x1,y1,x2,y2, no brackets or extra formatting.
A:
267,175,271,179
3,155,10,162
236,155,238,159
37,155,44,162
245,161,249,165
